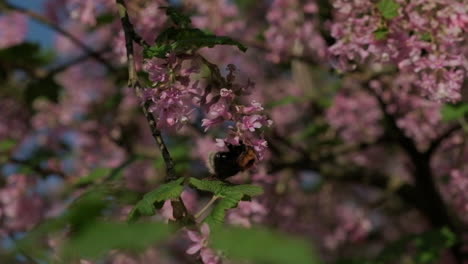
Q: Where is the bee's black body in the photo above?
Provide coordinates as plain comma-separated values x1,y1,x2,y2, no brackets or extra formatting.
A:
210,143,257,179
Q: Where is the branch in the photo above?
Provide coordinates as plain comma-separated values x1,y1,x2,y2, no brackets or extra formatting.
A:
116,0,192,223
0,2,116,73
116,0,175,182
366,82,464,263
426,124,461,157
8,157,66,178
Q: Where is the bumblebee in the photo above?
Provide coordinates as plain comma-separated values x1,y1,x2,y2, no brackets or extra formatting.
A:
208,142,257,179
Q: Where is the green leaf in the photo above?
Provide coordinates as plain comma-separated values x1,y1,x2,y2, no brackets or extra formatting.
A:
128,178,185,222
265,95,302,109
0,43,51,67
226,184,264,197
62,221,173,261
189,178,263,197
377,0,400,19
420,32,432,42
65,189,111,229
441,103,468,121
211,226,320,264
95,13,115,27
25,76,62,106
189,178,225,194
190,178,263,225
165,7,192,27
376,227,456,263
73,168,112,187
0,139,16,152
145,28,247,58
374,27,389,40
144,44,172,59
205,192,244,225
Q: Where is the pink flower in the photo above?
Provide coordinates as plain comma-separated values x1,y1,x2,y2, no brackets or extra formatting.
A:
186,224,221,264
143,58,170,83
207,100,232,120
201,117,224,132
237,100,264,115
0,12,28,49
240,115,264,132
186,223,210,255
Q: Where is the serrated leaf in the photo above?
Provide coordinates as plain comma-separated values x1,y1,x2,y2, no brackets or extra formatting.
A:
211,226,320,264
144,28,246,58
225,184,264,197
205,192,244,225
441,103,468,121
189,178,263,198
144,44,172,59
61,221,173,261
374,27,389,40
189,178,225,194
377,0,400,19
128,178,184,222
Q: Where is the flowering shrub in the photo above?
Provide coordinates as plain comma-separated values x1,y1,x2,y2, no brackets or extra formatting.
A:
0,0,467,263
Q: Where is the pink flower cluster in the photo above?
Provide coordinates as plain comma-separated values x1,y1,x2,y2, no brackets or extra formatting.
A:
324,204,372,250
0,12,28,49
329,0,468,101
143,56,272,160
186,224,221,264
372,76,444,148
265,0,327,63
0,174,44,232
142,54,199,130
326,91,383,143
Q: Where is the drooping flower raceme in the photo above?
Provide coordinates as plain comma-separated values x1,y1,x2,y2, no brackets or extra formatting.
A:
142,55,272,161
142,54,200,130
265,0,327,63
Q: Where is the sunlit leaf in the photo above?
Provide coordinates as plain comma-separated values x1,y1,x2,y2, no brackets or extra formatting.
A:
128,178,185,222
441,103,468,121
204,192,243,225
377,0,400,19
190,178,263,225
374,27,389,40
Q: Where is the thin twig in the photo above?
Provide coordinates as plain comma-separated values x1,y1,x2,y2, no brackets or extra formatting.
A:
116,0,176,182
194,195,219,220
0,2,116,72
8,157,66,178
